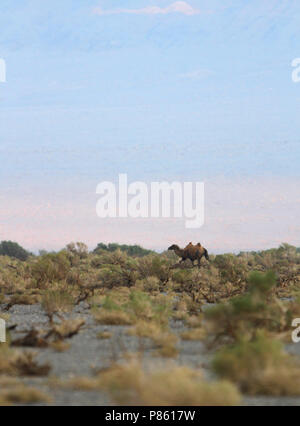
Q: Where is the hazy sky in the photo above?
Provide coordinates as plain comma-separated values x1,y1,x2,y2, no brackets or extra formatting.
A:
0,1,300,252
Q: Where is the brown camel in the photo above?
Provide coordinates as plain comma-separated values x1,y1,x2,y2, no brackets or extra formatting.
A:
168,242,209,268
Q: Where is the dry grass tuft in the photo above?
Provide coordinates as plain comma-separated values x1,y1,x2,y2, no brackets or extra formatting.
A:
97,360,241,406
0,344,51,377
12,329,49,348
0,386,51,405
181,328,206,341
11,351,51,377
127,321,164,339
93,310,133,326
0,384,51,406
50,318,85,340
0,376,51,405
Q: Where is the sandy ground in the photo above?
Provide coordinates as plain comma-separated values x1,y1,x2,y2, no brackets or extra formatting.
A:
2,302,300,406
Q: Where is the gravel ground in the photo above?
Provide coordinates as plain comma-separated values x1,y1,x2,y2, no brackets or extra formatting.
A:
2,302,300,406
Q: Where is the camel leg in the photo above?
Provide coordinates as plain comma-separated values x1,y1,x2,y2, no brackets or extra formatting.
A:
197,258,201,268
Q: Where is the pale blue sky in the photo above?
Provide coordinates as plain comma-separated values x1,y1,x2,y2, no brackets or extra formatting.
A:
0,1,300,252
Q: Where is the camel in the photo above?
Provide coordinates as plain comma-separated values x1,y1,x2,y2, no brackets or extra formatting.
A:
168,242,209,268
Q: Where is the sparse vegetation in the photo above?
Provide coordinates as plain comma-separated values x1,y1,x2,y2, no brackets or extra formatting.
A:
1,242,300,405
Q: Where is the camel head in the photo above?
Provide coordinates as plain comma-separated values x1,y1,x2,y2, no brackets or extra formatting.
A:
168,244,180,251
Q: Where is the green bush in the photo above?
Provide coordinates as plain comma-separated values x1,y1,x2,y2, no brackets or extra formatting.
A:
31,252,71,287
97,263,138,289
94,243,153,257
136,255,171,283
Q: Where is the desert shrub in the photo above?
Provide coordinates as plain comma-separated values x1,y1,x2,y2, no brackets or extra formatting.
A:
136,276,160,292
30,252,71,287
136,255,171,283
204,271,285,342
97,264,138,289
171,269,194,286
170,266,242,304
0,241,30,261
65,269,82,286
90,255,103,268
172,268,208,292
169,268,212,308
94,249,130,267
213,332,300,395
0,343,50,377
66,242,88,259
248,270,277,294
125,291,172,326
126,291,156,321
0,256,30,293
253,244,300,271
213,254,248,284
91,250,139,288
41,289,74,321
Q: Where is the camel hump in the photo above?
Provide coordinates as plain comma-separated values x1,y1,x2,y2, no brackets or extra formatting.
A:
185,242,193,249
183,243,192,254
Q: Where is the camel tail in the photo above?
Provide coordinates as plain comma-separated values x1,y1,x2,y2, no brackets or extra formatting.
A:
204,249,210,261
